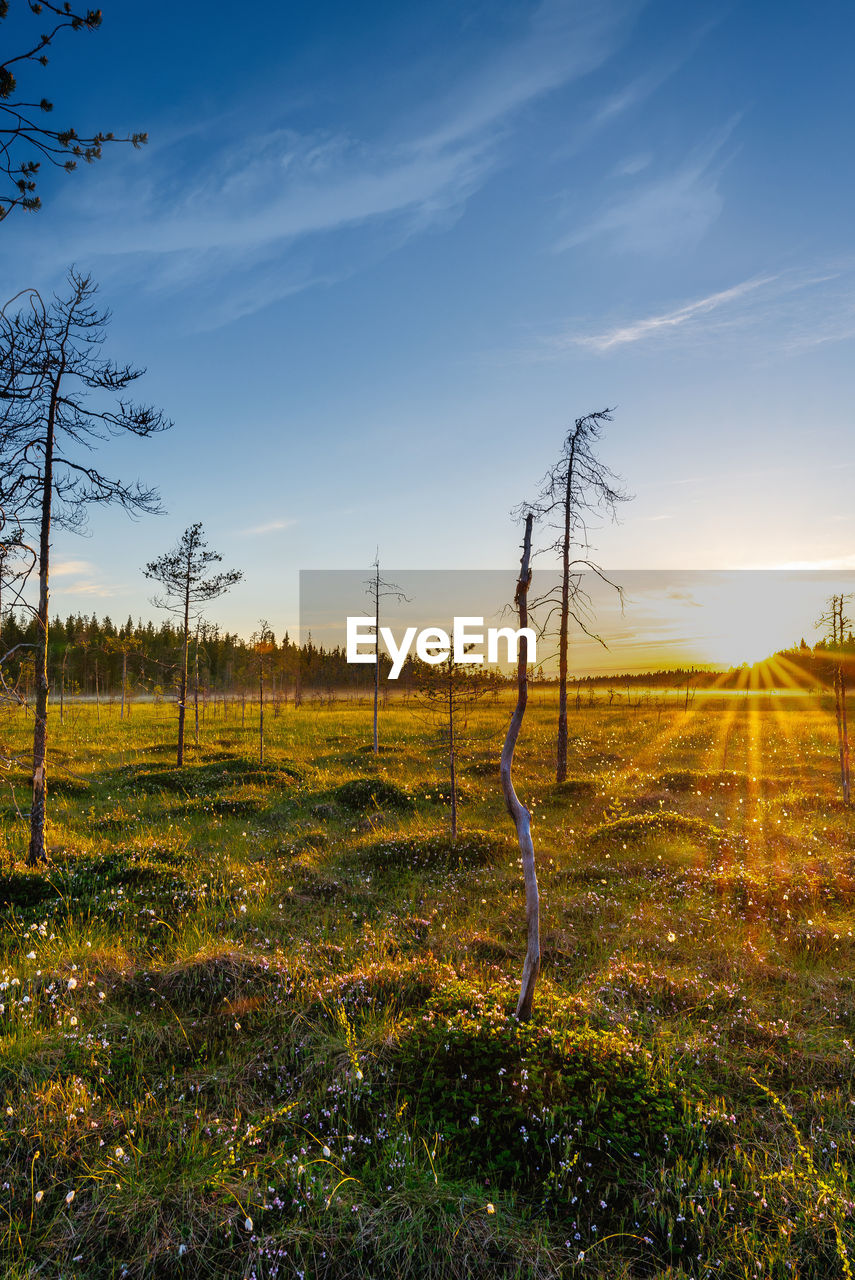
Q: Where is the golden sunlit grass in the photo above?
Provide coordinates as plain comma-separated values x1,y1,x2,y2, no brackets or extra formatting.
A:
0,690,854,1279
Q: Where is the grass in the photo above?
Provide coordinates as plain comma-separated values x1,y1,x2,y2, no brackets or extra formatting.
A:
0,691,854,1278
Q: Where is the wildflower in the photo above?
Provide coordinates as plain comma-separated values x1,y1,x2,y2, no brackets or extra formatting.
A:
486,1203,495,1214
115,1147,125,1159
355,1068,364,1081
35,1190,44,1204
322,1146,331,1158
667,931,676,943
66,1190,75,1204
26,951,36,960
67,977,78,990
244,1217,253,1231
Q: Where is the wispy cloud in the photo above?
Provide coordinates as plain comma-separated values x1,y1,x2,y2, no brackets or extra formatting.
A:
67,581,118,598
49,560,119,597
568,274,776,352
51,559,96,578
556,115,740,255
542,263,855,355
417,0,641,151
558,17,720,158
238,519,296,536
9,1,638,325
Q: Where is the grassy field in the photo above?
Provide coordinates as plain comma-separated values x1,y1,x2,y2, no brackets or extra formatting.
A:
1,691,854,1279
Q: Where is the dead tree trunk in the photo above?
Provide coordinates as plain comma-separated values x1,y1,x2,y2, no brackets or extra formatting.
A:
556,435,577,782
257,642,266,766
28,372,60,865
373,563,380,756
836,597,851,805
448,665,458,843
841,664,851,805
59,647,67,726
501,512,539,1021
120,649,127,721
193,626,200,747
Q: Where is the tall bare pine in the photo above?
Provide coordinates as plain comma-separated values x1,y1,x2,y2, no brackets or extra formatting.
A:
0,269,170,863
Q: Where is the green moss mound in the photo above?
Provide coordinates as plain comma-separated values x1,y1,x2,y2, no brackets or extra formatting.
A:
391,981,685,1201
360,830,505,871
588,811,724,846
308,957,449,1021
333,777,414,811
553,775,598,796
119,950,290,1017
125,758,301,795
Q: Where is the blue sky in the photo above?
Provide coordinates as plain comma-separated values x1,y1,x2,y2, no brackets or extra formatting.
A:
2,0,854,647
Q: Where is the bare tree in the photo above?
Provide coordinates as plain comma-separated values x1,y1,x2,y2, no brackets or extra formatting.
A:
144,523,242,767
412,642,486,842
0,269,170,864
501,511,539,1021
523,410,630,783
818,593,851,805
364,554,407,755
0,2,147,220
251,619,274,765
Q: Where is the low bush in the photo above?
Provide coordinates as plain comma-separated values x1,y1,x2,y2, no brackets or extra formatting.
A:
334,777,414,811
391,981,685,1204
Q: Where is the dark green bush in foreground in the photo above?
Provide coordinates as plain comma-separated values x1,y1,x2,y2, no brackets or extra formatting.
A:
391,981,683,1205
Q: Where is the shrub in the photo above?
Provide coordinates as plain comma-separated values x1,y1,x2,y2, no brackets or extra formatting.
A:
361,831,505,872
553,775,598,796
391,982,684,1204
334,778,414,811
588,811,723,847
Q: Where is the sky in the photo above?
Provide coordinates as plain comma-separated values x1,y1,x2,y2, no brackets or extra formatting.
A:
2,0,854,662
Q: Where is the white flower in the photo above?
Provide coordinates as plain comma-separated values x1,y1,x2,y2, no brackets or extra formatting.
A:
667,931,676,943
26,951,36,960
322,1146,331,1158
355,1068,364,1081
244,1216,253,1231
486,1203,495,1214
115,1147,124,1159
65,1189,75,1204
67,978,78,990
34,1190,44,1204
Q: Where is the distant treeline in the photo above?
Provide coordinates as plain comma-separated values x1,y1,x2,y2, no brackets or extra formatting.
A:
0,612,402,702
0,612,849,701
